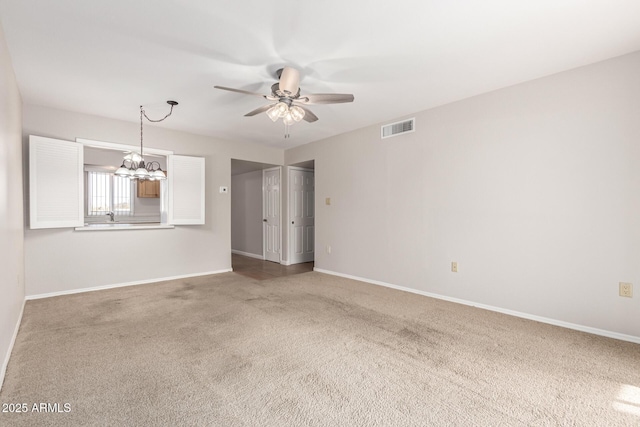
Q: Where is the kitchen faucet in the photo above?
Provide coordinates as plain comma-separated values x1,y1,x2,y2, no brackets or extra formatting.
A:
106,211,115,222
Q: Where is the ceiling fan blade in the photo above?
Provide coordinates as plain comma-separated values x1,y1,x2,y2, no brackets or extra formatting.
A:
278,67,300,96
298,106,318,123
214,86,270,99
297,93,354,104
244,104,275,117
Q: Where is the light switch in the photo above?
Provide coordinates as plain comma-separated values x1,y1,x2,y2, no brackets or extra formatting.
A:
325,197,331,205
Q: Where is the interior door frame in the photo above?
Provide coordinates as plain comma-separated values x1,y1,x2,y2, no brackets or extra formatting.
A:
263,166,282,264
287,166,315,265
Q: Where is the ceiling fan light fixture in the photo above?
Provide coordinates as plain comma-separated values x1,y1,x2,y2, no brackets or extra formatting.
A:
283,112,294,126
266,106,280,122
290,106,305,122
275,102,289,117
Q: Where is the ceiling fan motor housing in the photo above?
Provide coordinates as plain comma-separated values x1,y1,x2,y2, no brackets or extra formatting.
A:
271,84,299,103
278,67,300,96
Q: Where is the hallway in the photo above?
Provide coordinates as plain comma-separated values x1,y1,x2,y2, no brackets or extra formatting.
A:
232,254,314,281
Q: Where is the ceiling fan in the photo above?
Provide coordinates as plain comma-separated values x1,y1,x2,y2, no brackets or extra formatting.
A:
214,67,354,137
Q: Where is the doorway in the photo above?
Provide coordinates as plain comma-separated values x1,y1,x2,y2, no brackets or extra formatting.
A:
232,253,313,281
231,159,315,269
288,162,315,265
230,159,279,263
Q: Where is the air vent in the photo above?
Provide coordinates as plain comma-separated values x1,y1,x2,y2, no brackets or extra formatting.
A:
381,118,415,139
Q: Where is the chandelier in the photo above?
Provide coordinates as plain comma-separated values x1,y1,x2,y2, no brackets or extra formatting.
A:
115,100,178,180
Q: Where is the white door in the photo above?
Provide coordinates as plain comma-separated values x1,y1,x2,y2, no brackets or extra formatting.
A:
263,168,281,263
289,168,314,264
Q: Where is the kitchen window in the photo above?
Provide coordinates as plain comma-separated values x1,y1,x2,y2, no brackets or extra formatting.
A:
86,169,135,220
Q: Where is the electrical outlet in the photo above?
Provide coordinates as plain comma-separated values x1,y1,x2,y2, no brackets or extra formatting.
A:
619,282,633,298
451,262,458,273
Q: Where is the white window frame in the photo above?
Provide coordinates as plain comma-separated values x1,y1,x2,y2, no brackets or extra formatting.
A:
85,168,135,218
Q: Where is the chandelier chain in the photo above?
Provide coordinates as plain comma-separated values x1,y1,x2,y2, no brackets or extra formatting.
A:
116,100,177,181
141,103,175,122
139,103,175,159
140,106,144,159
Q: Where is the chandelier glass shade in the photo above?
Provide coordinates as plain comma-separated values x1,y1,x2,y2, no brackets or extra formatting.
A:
115,159,166,181
123,152,142,162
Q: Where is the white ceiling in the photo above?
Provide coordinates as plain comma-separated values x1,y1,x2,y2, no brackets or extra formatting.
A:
1,1,640,149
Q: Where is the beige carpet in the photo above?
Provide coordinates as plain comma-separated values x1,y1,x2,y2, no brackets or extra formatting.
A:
1,271,639,426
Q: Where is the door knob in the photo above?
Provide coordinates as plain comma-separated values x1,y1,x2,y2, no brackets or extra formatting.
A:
291,221,294,224
263,219,267,222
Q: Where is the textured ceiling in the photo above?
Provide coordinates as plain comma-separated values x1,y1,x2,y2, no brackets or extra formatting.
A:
1,0,640,149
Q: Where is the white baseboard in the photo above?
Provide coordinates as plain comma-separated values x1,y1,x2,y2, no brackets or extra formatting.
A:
26,269,233,301
231,250,264,260
314,268,640,345
1,299,25,392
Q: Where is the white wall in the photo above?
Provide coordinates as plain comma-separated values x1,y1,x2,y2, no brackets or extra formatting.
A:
0,21,24,389
286,52,640,339
23,105,283,297
231,169,263,257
